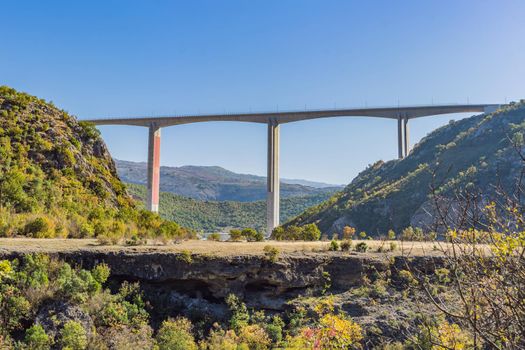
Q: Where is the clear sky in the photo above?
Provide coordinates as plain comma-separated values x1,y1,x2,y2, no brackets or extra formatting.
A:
2,1,524,184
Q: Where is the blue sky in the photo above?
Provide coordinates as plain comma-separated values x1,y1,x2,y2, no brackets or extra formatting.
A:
2,1,524,184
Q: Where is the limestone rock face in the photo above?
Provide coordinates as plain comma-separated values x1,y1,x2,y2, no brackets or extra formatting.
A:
36,301,94,339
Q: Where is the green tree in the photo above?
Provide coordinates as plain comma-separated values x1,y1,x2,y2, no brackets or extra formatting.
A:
59,321,88,350
156,318,198,350
229,229,243,241
301,223,321,241
24,324,51,350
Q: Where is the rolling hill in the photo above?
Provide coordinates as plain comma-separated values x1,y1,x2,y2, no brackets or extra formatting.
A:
126,183,333,232
288,101,525,236
116,159,341,202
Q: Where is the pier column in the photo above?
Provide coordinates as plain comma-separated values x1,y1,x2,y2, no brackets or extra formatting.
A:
147,124,161,212
403,116,410,156
267,119,280,235
397,116,404,159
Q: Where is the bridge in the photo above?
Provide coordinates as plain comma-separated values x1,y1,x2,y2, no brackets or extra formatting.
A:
83,103,499,234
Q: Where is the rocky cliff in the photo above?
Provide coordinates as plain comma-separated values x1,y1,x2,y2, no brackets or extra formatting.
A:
0,247,443,334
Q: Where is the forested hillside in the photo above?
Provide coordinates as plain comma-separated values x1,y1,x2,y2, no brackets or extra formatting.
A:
288,101,525,236
0,86,190,240
127,183,332,232
116,160,340,202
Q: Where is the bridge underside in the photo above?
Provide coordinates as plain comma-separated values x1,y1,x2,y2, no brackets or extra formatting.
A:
84,103,500,235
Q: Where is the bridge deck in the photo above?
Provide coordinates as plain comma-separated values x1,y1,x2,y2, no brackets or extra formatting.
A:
82,104,499,127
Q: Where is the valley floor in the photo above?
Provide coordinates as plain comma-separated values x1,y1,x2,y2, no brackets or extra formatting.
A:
0,238,452,256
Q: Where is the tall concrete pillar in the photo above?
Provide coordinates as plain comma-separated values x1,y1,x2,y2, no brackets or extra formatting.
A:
147,124,161,212
397,116,404,159
403,116,410,156
267,119,280,235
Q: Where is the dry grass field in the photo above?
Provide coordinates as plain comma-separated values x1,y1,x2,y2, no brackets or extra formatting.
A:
0,238,459,257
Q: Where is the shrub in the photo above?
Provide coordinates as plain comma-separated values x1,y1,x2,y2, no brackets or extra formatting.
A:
265,315,284,343
238,324,271,350
229,229,243,241
23,217,54,238
389,242,397,251
204,326,239,350
126,234,146,246
342,226,356,240
388,229,396,240
359,231,367,239
156,317,198,350
59,320,88,350
355,242,368,253
340,240,352,251
226,294,249,333
302,223,321,241
207,233,221,241
177,250,193,264
329,240,339,251
241,228,257,241
24,324,51,350
263,245,280,262
397,270,418,289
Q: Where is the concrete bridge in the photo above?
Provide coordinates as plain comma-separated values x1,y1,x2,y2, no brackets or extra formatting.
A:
83,103,499,234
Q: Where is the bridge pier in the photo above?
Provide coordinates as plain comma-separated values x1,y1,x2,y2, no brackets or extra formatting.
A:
267,119,280,235
147,124,161,212
397,116,404,159
397,116,410,158
403,116,410,156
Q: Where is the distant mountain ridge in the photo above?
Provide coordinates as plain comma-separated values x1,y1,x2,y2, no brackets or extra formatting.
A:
116,159,342,202
288,101,525,236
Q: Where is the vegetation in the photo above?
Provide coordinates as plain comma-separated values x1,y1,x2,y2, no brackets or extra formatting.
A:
126,183,333,232
271,223,321,241
0,256,370,349
0,86,193,242
288,101,525,237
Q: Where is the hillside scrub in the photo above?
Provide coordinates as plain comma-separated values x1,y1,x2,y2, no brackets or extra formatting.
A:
289,101,525,236
0,86,193,241
126,182,333,232
0,253,484,349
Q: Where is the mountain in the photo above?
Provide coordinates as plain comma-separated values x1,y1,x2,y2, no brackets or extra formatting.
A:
288,101,525,236
115,159,341,201
126,183,333,232
0,86,184,239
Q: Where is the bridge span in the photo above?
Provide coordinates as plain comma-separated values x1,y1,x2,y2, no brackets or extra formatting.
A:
83,103,499,234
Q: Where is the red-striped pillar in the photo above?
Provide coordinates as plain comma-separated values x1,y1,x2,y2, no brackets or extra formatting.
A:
147,124,161,212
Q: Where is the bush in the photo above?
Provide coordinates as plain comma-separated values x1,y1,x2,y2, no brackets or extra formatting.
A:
229,229,243,241
387,229,396,240
389,242,397,251
156,317,198,350
238,324,271,350
177,250,193,264
340,240,352,251
226,294,249,333
302,223,321,241
329,240,339,251
126,234,146,246
397,270,418,289
23,217,54,238
342,226,356,240
59,320,88,350
263,245,280,262
24,324,51,350
207,233,221,241
355,242,368,253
